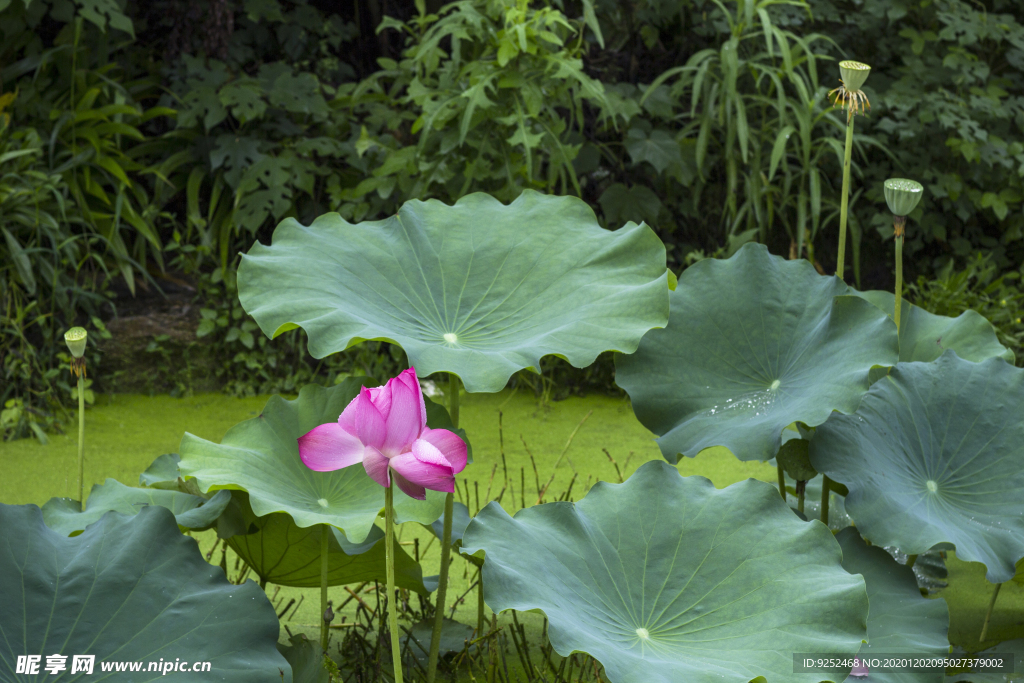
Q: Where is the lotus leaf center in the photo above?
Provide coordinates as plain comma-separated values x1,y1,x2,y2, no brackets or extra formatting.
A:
635,627,650,640
443,332,458,344
925,480,938,493
769,379,780,391
317,498,329,508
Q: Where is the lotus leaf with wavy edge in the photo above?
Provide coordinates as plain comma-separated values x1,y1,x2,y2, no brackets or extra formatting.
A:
616,243,898,462
837,527,949,683
237,190,669,393
41,478,231,536
461,460,869,683
855,290,1012,364
0,504,288,682
811,352,1024,583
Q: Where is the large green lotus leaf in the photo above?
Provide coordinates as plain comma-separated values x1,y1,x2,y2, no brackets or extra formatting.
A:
856,290,1013,364
0,503,289,682
946,639,1024,682
139,452,183,489
179,380,456,544
616,243,898,462
226,492,429,592
237,190,669,393
41,478,231,536
810,352,1024,583
461,460,869,683
837,527,949,683
278,636,329,683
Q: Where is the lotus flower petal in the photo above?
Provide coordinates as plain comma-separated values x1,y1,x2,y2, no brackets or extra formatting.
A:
338,388,386,449
392,470,427,501
382,373,423,455
298,423,364,472
392,449,455,494
362,446,390,488
418,427,468,474
395,368,427,432
367,383,392,420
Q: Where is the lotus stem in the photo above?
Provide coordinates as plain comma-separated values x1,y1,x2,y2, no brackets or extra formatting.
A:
820,475,831,526
64,327,88,502
477,569,485,636
426,373,460,683
796,480,806,514
320,525,329,651
385,484,404,683
905,554,917,569
894,217,905,331
77,375,85,502
980,582,1002,642
777,463,786,501
837,115,855,281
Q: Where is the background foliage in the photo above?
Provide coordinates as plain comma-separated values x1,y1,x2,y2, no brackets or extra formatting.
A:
2,0,1023,439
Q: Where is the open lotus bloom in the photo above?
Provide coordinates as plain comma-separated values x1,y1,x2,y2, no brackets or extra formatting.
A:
298,368,467,500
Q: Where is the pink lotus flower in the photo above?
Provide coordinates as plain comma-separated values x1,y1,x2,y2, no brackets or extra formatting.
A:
298,368,467,500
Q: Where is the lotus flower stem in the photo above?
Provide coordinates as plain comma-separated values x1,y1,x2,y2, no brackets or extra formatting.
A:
894,220,904,330
476,569,485,636
883,179,923,331
320,525,329,651
820,476,831,525
76,375,85,501
830,61,870,280
385,484,404,683
980,582,1002,642
426,373,461,683
64,327,88,502
837,116,854,281
777,464,786,501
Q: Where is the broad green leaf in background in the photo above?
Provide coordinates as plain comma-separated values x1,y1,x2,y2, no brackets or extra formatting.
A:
237,191,669,393
837,528,949,683
856,290,1013,364
810,352,1024,583
624,127,682,175
0,504,288,682
178,380,452,543
278,636,329,683
225,492,429,591
616,243,898,462
139,452,183,489
41,478,231,536
462,460,869,683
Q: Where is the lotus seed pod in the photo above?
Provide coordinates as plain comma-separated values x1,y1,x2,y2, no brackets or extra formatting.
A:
884,178,924,217
64,327,88,358
840,60,871,91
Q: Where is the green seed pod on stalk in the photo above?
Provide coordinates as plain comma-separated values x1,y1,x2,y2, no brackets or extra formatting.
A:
64,327,88,502
64,327,87,358
829,61,871,283
884,178,924,218
839,60,871,92
884,178,924,331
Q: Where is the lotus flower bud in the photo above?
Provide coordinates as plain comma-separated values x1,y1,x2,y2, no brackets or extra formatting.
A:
884,178,924,217
64,327,88,358
840,60,871,91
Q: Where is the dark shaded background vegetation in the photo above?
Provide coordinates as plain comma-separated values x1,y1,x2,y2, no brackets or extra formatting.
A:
3,0,1023,440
